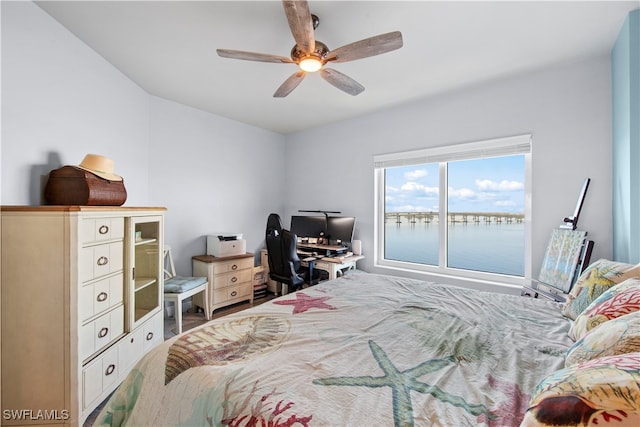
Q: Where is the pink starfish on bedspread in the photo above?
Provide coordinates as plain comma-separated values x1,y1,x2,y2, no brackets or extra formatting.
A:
273,292,336,314
476,374,530,426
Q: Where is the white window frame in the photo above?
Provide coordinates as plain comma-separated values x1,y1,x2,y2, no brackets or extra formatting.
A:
373,134,532,288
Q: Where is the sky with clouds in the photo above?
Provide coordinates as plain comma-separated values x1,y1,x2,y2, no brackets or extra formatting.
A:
385,155,525,214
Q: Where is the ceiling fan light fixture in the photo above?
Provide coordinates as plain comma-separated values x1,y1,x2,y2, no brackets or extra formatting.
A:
216,2,403,97
299,56,323,72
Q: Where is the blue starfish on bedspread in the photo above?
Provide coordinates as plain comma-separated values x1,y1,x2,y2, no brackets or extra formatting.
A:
313,340,492,427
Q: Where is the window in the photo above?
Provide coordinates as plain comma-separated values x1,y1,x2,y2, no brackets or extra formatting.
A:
374,135,532,285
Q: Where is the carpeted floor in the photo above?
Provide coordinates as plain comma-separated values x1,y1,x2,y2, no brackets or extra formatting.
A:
83,294,276,426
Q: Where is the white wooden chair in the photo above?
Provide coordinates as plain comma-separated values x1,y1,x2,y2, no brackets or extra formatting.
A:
164,245,208,334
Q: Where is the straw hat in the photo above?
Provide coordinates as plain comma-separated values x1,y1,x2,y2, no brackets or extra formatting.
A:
77,154,122,181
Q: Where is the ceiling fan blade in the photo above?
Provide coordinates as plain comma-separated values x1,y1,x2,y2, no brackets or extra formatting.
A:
273,70,306,98
320,68,365,96
282,0,315,53
217,49,294,64
326,31,403,63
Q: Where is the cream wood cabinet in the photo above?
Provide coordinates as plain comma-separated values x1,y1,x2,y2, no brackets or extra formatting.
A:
1,206,166,426
192,253,254,316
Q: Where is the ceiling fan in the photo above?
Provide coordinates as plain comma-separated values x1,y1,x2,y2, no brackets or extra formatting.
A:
216,0,403,97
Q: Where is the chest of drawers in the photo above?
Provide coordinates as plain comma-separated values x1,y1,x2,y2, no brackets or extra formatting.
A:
192,253,254,316
1,206,165,426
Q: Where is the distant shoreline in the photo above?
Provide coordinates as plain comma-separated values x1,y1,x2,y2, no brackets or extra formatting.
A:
385,211,524,224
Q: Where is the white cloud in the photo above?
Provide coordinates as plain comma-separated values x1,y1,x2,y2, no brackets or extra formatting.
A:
400,182,439,196
448,187,476,199
404,169,428,181
475,179,523,191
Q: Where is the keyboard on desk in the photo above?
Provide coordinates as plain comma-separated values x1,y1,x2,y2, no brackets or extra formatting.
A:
320,252,354,263
297,249,318,257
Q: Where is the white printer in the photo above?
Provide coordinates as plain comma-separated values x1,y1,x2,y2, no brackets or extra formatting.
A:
207,233,246,257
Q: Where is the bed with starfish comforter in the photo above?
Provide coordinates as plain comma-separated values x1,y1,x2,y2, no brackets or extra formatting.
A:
94,271,575,426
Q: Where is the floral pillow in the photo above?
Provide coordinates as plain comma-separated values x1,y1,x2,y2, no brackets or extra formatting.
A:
561,259,640,320
565,311,640,367
568,278,640,341
521,352,640,427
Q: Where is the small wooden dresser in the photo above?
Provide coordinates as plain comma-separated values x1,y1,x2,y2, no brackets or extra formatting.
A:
192,253,254,317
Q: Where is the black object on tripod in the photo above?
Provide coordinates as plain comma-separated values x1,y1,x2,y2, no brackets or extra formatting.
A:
560,178,590,230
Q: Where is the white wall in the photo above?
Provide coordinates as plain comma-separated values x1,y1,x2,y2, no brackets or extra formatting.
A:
148,96,286,274
1,1,150,205
285,56,613,290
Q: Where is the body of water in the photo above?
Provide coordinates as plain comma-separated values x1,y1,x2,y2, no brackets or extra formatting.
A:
384,221,524,276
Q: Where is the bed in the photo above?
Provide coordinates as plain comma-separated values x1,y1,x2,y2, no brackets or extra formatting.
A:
93,269,640,426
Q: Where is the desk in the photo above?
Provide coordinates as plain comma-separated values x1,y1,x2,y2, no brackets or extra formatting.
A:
302,255,365,280
260,248,364,291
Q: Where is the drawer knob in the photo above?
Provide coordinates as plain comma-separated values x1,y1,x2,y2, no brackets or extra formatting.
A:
96,292,108,302
231,264,238,270
231,290,237,297
98,327,109,338
146,332,154,341
231,276,237,283
98,225,109,235
97,256,109,266
105,364,115,376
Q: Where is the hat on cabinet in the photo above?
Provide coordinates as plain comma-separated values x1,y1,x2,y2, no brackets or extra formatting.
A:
77,154,122,181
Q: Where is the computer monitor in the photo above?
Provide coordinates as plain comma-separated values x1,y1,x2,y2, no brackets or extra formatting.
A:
290,215,327,239
326,216,356,246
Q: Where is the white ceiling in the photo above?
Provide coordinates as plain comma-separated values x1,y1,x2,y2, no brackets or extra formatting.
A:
36,1,639,134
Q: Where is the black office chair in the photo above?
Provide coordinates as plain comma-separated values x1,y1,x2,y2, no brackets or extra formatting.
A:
265,213,319,295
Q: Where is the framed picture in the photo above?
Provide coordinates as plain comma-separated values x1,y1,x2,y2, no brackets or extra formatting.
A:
538,228,588,294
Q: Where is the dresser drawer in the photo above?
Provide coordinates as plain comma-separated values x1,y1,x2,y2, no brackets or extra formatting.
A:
81,217,124,244
143,311,164,353
210,257,253,275
79,273,124,323
118,327,144,374
80,305,124,362
213,282,252,303
117,310,163,375
212,268,252,289
82,344,119,410
80,241,124,283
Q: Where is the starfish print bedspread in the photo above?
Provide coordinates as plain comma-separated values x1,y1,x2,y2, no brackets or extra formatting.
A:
94,271,572,426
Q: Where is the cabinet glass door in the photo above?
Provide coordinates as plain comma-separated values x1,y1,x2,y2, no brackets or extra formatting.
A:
128,215,163,330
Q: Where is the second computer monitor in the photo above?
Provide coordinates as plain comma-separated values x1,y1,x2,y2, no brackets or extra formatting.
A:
326,216,356,246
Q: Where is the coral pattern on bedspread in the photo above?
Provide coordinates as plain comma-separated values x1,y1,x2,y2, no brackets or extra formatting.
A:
94,271,573,427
